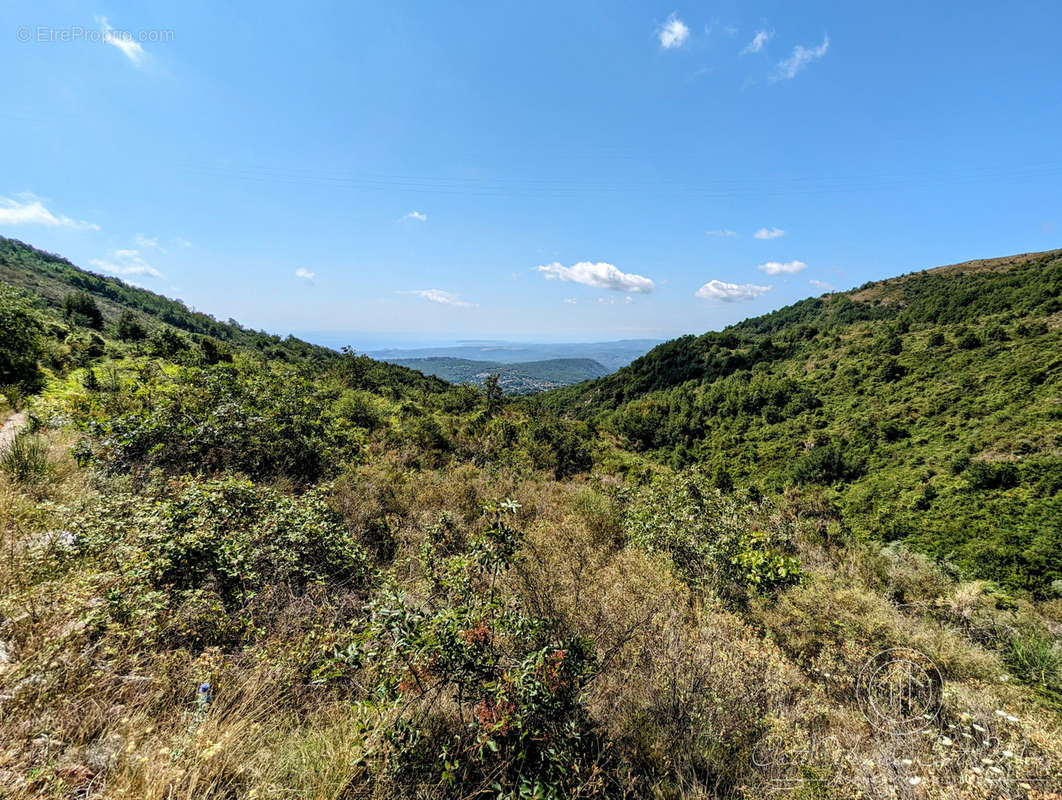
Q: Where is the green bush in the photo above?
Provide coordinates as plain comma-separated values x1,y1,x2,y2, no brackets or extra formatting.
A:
116,309,147,341
0,286,45,391
791,441,865,485
1007,632,1062,689
0,432,51,484
624,470,803,596
80,363,347,482
332,501,605,799
73,478,372,649
965,460,1020,490
63,290,103,330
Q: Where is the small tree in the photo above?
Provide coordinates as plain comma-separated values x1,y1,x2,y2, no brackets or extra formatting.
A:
63,291,103,330
483,373,503,417
116,310,146,341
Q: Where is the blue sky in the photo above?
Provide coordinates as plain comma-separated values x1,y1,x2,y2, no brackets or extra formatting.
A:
1,1,1060,348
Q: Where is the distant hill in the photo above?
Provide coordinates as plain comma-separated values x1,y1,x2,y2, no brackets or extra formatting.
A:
384,356,609,394
544,248,1062,596
369,339,661,372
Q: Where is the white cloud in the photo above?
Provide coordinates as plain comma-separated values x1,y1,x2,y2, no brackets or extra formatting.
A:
758,260,807,275
402,211,427,222
97,17,146,66
706,228,737,238
173,237,193,248
295,268,316,282
742,30,772,54
625,295,633,304
695,280,771,302
658,14,690,49
89,249,163,279
563,298,577,305
773,35,829,80
809,279,834,291
408,289,477,308
536,261,654,293
0,195,99,230
753,226,785,240
134,234,159,248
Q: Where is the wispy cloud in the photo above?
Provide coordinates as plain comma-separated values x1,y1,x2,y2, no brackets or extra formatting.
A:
406,289,477,308
295,268,316,283
658,14,690,49
809,279,834,291
97,16,146,66
537,261,655,293
134,234,159,248
695,280,771,302
402,211,427,222
773,35,829,80
706,228,737,238
754,226,785,240
563,298,578,305
0,195,99,230
758,260,807,275
89,249,162,279
741,30,772,54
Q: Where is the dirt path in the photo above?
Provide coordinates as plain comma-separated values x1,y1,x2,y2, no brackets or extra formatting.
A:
0,411,28,450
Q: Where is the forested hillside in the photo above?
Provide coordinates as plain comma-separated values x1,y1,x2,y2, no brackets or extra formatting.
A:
1,241,1061,799
385,356,610,393
544,249,1062,596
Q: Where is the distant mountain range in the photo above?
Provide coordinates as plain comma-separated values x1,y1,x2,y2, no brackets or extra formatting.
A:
368,339,661,372
384,356,610,394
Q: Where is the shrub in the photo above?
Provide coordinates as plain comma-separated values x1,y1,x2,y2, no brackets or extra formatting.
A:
520,419,593,479
80,363,346,482
63,290,103,329
1007,632,1062,689
965,460,1020,490
116,310,147,341
72,478,372,649
0,287,45,391
625,470,803,596
1,384,27,412
338,501,607,799
146,327,189,358
791,441,865,484
0,432,51,484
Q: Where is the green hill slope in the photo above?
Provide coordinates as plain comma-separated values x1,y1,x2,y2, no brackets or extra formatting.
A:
385,356,610,393
0,236,447,393
545,249,1062,595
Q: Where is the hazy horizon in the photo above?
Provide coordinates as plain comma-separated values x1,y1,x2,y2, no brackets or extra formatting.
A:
2,1,1059,341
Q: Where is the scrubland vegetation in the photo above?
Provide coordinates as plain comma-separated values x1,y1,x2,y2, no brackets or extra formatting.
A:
1,238,1061,798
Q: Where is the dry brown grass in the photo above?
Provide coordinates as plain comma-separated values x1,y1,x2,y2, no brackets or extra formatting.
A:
2,452,1061,799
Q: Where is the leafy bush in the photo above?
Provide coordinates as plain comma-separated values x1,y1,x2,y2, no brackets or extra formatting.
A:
79,363,347,482
624,470,802,596
72,478,372,649
519,419,593,479
116,309,147,341
791,441,865,484
0,286,45,391
333,501,606,799
965,460,1020,490
63,290,103,329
